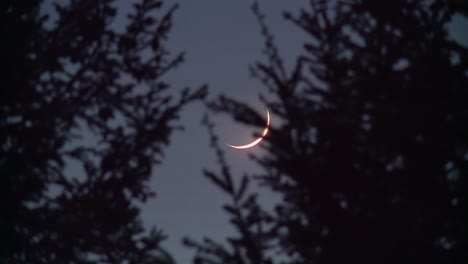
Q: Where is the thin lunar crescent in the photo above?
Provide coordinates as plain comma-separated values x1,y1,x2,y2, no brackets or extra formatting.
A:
227,109,270,149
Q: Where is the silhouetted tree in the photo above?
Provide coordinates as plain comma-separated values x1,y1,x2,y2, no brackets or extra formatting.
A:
184,114,275,264
188,1,467,263
1,0,206,262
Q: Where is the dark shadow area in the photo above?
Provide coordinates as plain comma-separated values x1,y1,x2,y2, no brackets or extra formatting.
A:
188,1,468,263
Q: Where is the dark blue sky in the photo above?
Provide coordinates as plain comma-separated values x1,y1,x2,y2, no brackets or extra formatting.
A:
42,1,468,263
39,1,306,262
135,1,468,263
138,1,306,263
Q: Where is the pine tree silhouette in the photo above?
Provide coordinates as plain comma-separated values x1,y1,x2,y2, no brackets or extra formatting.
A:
189,1,467,263
1,0,206,262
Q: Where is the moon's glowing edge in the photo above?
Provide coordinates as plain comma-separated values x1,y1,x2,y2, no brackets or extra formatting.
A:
227,109,270,150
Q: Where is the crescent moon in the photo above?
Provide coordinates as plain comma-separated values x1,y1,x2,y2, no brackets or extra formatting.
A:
227,109,270,149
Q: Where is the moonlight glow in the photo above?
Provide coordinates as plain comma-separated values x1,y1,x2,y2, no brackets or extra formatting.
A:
227,109,270,149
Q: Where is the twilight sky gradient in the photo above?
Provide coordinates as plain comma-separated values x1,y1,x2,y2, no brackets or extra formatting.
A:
135,1,468,263
138,1,306,263
42,1,468,263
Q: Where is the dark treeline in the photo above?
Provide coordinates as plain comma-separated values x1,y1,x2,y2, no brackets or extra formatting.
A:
1,0,205,262
2,0,467,263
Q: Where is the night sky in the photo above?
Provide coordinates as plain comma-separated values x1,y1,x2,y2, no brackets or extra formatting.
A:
40,1,468,263
135,1,468,263
138,1,306,263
